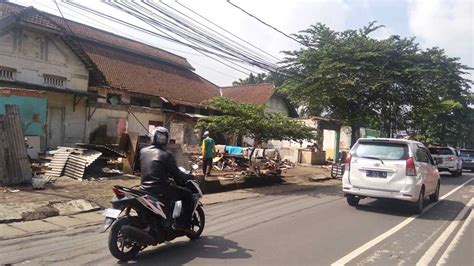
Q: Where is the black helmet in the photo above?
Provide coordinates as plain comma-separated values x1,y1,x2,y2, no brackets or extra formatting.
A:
151,126,169,145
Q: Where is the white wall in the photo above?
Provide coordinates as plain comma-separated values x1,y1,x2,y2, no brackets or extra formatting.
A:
0,27,89,91
265,94,290,115
46,92,87,148
85,105,165,143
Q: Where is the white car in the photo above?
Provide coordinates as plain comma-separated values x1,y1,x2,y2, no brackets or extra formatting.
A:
342,138,440,213
428,147,463,176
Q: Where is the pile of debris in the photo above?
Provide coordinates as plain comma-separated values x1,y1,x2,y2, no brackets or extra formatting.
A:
191,145,295,177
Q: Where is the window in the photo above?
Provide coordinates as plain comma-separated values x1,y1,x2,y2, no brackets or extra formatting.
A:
415,148,429,163
459,150,474,158
43,75,65,88
162,102,178,111
0,67,15,81
428,148,454,155
185,106,195,114
107,94,122,105
148,121,164,134
130,96,151,107
200,108,210,116
354,142,409,160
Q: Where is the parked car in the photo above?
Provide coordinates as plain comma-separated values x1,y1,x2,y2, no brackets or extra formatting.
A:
459,149,474,172
342,138,440,213
428,147,463,176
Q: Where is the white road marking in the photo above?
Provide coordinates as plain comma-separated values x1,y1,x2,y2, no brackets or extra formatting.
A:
416,198,473,265
435,204,473,266
331,178,473,266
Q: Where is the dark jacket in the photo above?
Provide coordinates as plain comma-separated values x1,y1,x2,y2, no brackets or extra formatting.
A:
138,145,193,189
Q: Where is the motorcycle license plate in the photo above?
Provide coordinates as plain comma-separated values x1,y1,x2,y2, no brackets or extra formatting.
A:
102,208,121,219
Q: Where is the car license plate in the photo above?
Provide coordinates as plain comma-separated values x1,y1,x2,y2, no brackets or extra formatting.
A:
102,208,121,219
366,170,387,178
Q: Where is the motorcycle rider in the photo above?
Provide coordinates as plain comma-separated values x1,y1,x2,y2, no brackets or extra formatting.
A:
137,127,195,233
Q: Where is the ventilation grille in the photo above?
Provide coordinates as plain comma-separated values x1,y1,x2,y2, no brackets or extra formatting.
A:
0,68,15,81
44,75,66,88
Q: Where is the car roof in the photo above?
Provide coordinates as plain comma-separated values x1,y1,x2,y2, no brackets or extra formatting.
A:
357,138,422,145
460,149,474,151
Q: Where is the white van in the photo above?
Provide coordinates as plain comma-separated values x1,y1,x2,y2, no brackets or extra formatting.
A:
342,138,440,213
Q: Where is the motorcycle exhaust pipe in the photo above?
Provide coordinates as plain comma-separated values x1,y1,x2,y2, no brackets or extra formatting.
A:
121,225,155,245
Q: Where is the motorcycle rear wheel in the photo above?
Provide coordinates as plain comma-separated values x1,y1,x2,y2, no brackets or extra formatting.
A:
108,217,141,261
187,205,205,240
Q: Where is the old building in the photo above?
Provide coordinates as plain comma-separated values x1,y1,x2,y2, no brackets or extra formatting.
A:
0,2,220,152
220,83,298,117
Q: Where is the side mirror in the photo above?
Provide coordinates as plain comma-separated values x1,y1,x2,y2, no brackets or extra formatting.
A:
433,158,438,165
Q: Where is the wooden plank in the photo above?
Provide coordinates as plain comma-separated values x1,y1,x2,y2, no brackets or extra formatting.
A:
123,132,139,174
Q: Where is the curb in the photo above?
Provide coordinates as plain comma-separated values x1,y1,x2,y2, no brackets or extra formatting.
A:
0,177,339,240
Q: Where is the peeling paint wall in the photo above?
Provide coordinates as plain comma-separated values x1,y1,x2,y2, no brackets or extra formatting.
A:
0,27,89,91
46,92,87,148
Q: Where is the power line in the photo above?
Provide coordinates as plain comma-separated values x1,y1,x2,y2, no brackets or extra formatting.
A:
175,0,282,62
131,1,274,72
158,0,278,66
226,0,307,47
108,1,256,75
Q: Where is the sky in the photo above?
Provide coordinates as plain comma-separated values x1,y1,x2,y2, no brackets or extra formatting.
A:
9,0,474,87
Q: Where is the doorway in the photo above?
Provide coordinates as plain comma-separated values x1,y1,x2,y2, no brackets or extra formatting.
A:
47,107,64,149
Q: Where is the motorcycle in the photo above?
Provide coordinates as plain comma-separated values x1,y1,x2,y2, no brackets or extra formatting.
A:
100,168,205,261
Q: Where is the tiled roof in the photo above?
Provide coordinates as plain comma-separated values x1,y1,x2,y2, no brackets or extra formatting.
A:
221,83,275,104
80,41,220,104
0,2,192,70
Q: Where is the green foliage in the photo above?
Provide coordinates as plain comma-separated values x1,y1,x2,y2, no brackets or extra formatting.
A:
281,21,472,146
197,97,315,146
232,72,286,87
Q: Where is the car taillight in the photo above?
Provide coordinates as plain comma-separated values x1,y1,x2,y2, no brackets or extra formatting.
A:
446,156,455,161
406,157,416,176
112,187,125,198
344,153,352,172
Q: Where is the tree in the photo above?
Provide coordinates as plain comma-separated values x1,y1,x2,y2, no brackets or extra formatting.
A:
281,22,472,146
232,71,286,87
196,97,315,147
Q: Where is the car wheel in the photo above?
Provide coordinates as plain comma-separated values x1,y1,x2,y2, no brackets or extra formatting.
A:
450,171,458,177
414,187,425,214
458,169,463,177
429,182,440,202
346,195,360,207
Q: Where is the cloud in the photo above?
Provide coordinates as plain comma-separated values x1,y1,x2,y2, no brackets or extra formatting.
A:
407,0,473,81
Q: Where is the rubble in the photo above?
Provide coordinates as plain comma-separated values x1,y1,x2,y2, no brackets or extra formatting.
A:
191,146,296,177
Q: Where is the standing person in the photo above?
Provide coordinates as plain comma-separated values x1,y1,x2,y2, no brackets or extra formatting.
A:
201,131,215,177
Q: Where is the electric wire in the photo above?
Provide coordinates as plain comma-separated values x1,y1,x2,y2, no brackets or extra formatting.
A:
106,1,256,75
156,0,278,67
226,0,307,47
175,0,281,62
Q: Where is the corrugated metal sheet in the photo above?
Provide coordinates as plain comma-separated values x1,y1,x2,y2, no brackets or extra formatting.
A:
0,116,6,184
0,105,32,186
44,149,72,177
46,148,102,180
63,151,102,180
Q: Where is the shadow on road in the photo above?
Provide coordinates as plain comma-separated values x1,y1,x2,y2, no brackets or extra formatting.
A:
354,198,468,221
118,235,253,265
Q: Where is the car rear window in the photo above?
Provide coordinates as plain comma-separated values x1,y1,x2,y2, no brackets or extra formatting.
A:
460,150,474,157
428,148,454,155
354,142,409,160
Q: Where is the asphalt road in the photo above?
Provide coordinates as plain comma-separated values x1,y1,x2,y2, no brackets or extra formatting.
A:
0,173,472,265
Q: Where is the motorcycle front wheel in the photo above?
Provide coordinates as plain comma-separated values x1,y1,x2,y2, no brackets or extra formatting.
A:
187,205,205,240
108,217,141,261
